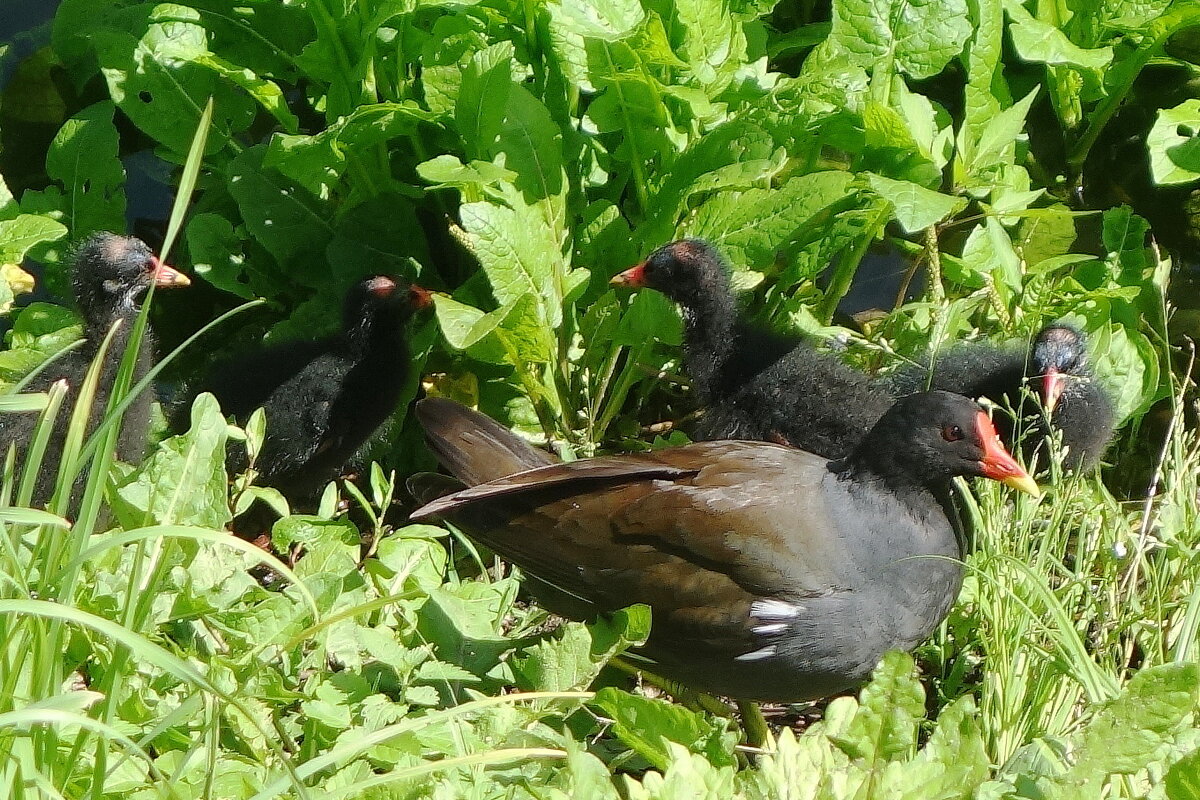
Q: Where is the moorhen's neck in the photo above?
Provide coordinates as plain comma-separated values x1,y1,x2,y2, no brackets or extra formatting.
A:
77,288,142,355
675,273,740,394
832,425,948,502
341,308,407,359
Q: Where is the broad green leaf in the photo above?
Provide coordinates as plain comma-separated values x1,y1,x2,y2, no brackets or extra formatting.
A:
456,42,515,160
1148,99,1200,186
495,84,567,230
193,52,298,133
960,217,1021,291
45,101,128,237
820,0,972,79
94,6,256,154
458,199,566,327
226,145,334,280
959,89,1037,185
1166,746,1200,800
0,215,68,268
832,651,925,764
186,213,255,299
588,688,735,771
672,0,746,88
865,173,966,233
513,605,650,692
1065,662,1200,783
0,174,16,221
1002,0,1113,70
962,0,1008,145
684,171,855,268
111,393,232,530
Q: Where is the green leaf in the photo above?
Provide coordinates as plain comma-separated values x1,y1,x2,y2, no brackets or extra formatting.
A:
44,101,126,235
111,393,232,530
1002,0,1113,70
186,213,254,299
495,84,567,224
588,688,734,771
1065,662,1200,783
0,215,68,268
226,145,334,280
1148,99,1200,186
513,605,650,691
0,174,17,222
865,173,966,233
456,41,515,160
820,0,972,79
1166,746,1200,800
832,650,925,764
94,6,256,155
458,199,566,328
960,217,1021,292
683,171,855,267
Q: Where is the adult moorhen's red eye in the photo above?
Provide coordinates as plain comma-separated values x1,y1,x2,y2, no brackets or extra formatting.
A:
613,238,893,460
942,424,964,442
180,277,431,503
408,390,1038,709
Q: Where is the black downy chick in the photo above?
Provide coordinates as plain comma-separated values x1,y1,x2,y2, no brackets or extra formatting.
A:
192,276,432,500
0,232,190,503
612,239,893,458
887,323,1115,469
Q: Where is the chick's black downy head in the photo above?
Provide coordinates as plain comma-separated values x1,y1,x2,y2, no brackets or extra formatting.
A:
1031,323,1090,413
612,238,731,306
71,232,188,334
341,275,432,345
1032,324,1088,376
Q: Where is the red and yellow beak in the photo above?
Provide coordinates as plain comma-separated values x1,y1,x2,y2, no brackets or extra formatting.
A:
974,412,1040,496
1042,367,1063,414
610,262,648,288
150,256,190,288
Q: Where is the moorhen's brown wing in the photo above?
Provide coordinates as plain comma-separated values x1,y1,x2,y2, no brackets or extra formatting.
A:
411,439,962,702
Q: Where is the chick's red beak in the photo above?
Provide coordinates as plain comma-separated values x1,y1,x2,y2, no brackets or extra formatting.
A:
1042,367,1063,414
611,262,648,288
150,256,190,288
974,411,1040,496
408,283,433,309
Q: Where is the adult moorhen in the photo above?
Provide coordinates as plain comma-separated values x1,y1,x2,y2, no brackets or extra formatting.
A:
191,276,431,500
612,239,892,457
888,324,1115,469
0,233,189,503
409,392,1038,703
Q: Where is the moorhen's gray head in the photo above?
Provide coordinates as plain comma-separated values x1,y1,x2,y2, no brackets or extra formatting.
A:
611,238,731,306
846,390,1039,495
71,232,189,337
341,275,432,345
1031,323,1090,413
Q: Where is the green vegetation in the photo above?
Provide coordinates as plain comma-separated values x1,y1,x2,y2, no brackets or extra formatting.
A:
2,0,1200,796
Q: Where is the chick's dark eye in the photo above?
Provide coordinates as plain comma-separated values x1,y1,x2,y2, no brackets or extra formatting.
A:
941,424,964,442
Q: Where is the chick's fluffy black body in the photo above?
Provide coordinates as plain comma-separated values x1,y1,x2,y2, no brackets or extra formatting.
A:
193,277,422,499
0,233,182,503
887,324,1115,469
627,239,891,457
